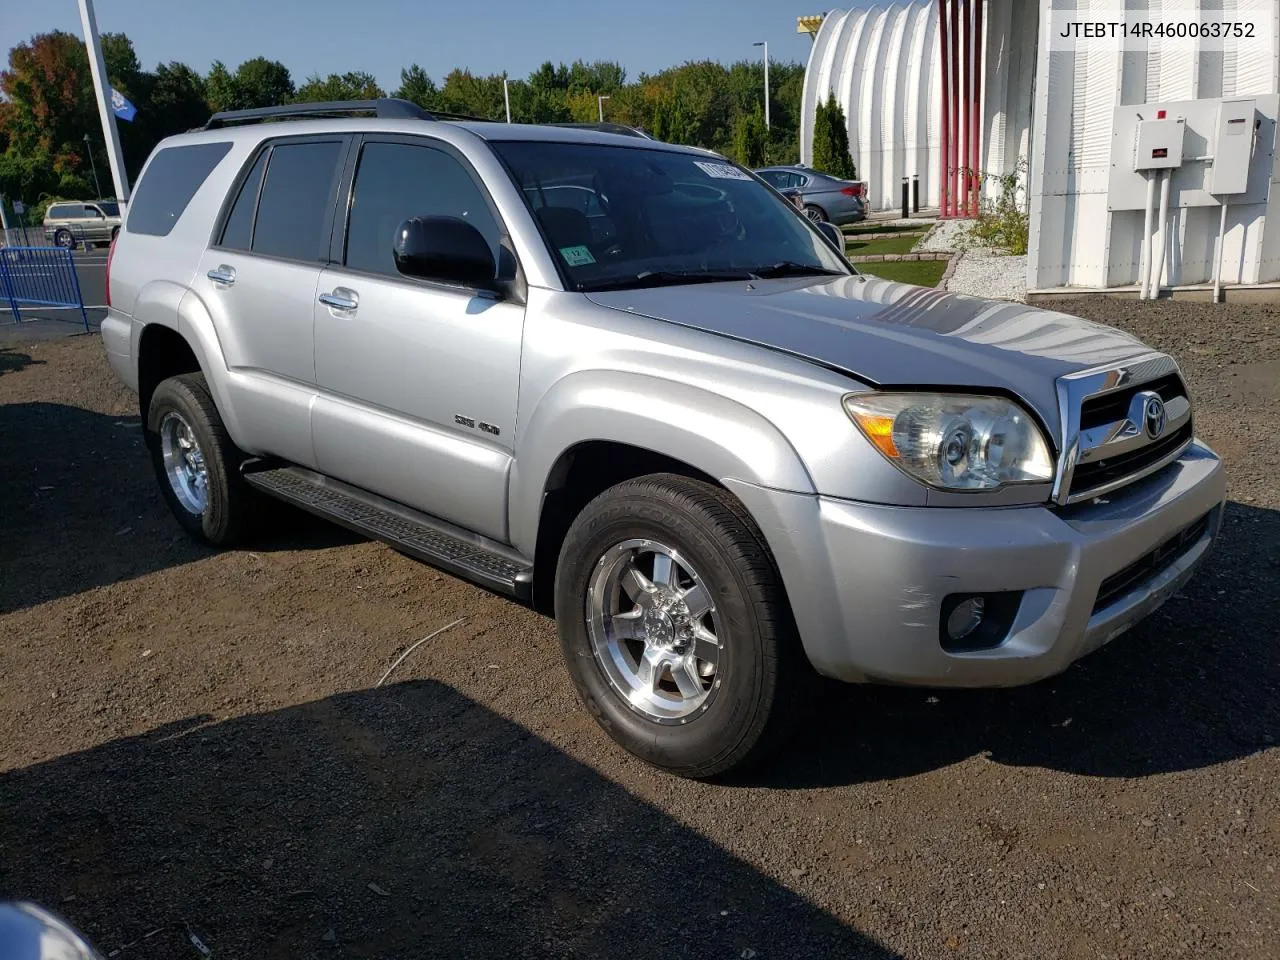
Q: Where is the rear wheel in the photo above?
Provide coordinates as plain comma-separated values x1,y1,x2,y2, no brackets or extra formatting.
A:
146,373,254,546
53,228,73,248
804,204,828,223
554,474,802,778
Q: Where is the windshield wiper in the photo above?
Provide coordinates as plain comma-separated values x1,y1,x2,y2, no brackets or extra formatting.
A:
582,269,758,292
749,261,847,279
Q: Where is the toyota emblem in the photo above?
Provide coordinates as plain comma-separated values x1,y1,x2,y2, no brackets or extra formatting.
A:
1142,395,1167,439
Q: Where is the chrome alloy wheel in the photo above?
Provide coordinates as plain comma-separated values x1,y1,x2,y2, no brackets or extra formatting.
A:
586,539,723,723
159,411,208,515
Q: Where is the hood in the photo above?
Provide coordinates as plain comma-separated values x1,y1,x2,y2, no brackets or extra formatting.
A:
586,275,1151,441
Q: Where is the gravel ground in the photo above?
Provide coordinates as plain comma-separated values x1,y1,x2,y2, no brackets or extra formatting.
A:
914,219,972,252
916,220,1028,301
947,251,1029,302
1,303,1277,959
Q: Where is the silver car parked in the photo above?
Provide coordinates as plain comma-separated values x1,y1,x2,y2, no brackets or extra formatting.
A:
101,99,1224,778
755,165,866,225
43,199,122,248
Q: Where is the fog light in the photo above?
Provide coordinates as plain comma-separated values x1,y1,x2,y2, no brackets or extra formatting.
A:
946,596,985,640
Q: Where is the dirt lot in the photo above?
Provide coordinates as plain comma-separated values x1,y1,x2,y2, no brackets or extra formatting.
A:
1,299,1277,959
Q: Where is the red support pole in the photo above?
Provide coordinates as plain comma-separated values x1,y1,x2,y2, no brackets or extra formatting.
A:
949,0,961,218
971,0,984,216
959,0,970,218
938,0,950,217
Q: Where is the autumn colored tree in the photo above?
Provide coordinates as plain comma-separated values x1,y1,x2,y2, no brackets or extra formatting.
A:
0,31,96,203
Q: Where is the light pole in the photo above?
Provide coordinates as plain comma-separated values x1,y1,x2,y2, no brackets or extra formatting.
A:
77,0,130,200
83,134,102,198
503,77,512,123
597,95,610,123
752,41,771,129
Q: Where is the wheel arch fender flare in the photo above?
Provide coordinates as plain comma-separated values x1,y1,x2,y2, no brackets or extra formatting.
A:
133,280,246,445
508,370,816,556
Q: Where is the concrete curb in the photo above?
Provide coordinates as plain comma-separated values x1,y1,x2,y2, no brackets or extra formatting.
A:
846,252,952,263
938,250,962,289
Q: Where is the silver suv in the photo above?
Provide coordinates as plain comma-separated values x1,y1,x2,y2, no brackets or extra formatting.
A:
101,99,1225,777
43,200,122,248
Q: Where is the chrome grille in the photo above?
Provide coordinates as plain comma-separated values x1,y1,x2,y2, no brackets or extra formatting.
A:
1053,354,1194,505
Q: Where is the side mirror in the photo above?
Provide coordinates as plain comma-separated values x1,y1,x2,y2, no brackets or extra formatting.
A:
393,216,497,289
0,902,104,959
816,220,844,252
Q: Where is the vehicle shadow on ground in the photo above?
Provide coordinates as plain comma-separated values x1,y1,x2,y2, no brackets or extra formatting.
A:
0,347,45,376
0,681,898,960
754,501,1280,788
0,402,359,614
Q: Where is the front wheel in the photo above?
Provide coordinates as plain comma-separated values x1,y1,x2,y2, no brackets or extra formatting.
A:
554,474,802,778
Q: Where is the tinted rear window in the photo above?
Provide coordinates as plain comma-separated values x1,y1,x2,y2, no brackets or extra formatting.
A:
127,141,232,237
47,205,77,219
252,140,343,261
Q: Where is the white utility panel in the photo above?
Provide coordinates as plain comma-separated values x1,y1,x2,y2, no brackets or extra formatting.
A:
1133,118,1185,170
1209,99,1257,196
1108,97,1278,211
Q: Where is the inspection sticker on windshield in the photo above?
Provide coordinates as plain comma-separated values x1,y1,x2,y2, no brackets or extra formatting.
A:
559,245,596,266
694,160,752,181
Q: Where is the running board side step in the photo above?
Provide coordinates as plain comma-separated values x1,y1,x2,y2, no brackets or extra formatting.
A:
242,464,533,600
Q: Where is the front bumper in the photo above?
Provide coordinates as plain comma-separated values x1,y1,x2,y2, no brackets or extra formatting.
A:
727,441,1226,686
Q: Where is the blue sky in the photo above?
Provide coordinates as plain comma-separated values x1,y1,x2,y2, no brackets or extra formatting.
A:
2,0,834,91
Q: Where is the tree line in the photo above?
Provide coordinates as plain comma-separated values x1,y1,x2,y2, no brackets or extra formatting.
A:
1,30,856,220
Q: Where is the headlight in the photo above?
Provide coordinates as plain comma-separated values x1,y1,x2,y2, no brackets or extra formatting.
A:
843,393,1054,491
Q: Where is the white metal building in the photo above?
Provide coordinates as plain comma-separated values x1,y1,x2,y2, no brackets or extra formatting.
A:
801,0,1280,296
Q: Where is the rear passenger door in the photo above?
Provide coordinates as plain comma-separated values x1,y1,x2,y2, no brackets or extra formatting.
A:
311,135,523,542
196,135,349,467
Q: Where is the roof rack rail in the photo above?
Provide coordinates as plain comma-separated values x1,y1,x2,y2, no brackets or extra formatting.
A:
200,98,488,130
548,122,655,140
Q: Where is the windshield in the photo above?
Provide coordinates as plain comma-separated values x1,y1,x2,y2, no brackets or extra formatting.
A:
492,141,850,291
97,202,120,216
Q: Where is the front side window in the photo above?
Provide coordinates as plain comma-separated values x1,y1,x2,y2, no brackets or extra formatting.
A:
344,141,501,277
252,140,343,261
493,141,849,291
97,201,121,217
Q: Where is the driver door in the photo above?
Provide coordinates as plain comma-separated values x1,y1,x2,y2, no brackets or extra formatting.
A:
311,135,523,542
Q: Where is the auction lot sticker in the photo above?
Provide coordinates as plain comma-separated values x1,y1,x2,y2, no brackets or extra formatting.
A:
694,161,753,181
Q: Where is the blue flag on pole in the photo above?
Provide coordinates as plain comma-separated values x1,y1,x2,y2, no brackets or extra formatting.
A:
110,87,137,122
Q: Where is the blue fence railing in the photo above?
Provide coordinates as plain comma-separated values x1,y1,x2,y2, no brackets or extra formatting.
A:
0,246,90,332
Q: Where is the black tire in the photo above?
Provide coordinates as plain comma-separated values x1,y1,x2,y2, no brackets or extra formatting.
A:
554,473,804,778
804,204,828,223
53,228,73,249
110,226,119,242
146,372,254,546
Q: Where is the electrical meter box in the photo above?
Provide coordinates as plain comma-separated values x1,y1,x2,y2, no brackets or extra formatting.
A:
1209,98,1256,195
1133,117,1185,170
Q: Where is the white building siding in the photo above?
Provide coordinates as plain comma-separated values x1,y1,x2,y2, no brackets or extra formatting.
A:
802,1,1033,213
1028,0,1280,292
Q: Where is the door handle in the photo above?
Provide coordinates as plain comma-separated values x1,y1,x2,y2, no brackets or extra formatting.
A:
207,265,236,285
318,289,358,312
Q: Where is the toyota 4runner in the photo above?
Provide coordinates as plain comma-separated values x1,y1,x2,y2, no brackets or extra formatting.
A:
101,99,1226,777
